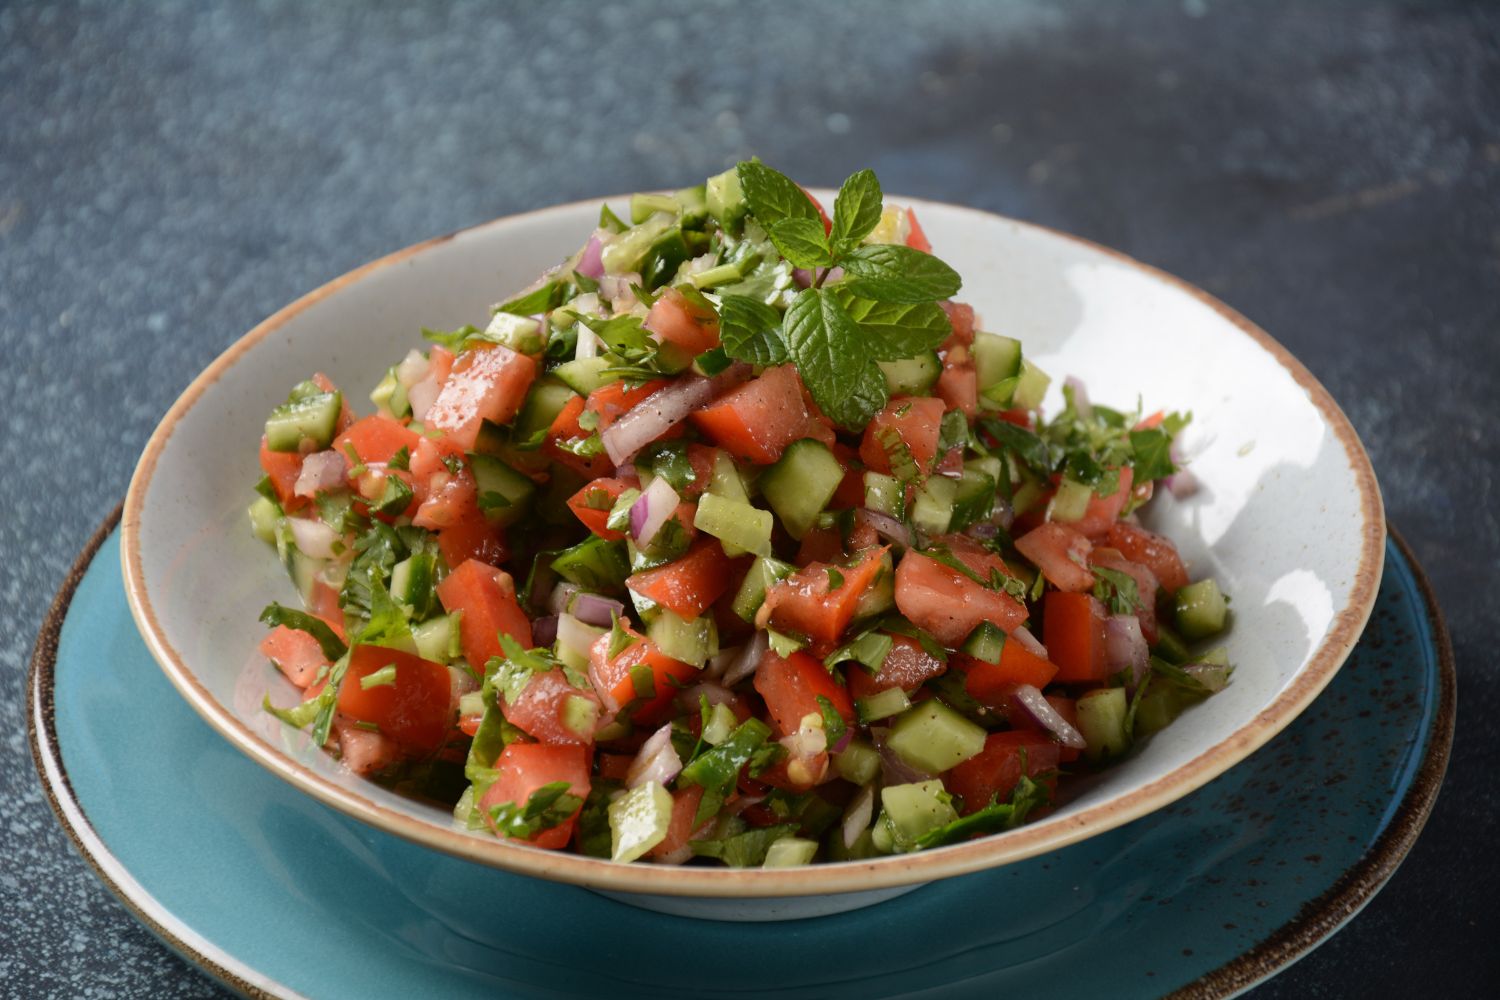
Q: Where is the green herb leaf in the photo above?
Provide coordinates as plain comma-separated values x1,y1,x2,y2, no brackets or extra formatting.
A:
783,288,890,431
830,291,951,360
607,614,635,660
497,280,564,316
767,217,834,269
839,243,961,303
690,823,799,868
718,294,790,366
387,445,411,471
259,603,348,661
1092,565,1144,616
913,774,1050,849
370,473,413,517
359,663,398,689
980,418,1053,473
422,324,483,353
1129,428,1176,482
679,717,773,825
486,634,564,705
823,628,894,675
815,694,847,748
737,161,819,228
487,780,584,841
830,168,882,253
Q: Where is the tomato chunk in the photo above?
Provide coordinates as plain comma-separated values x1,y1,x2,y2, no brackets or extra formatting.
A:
647,784,708,860
1044,592,1111,683
567,476,636,541
626,537,737,620
336,644,453,753
480,743,590,850
753,650,855,736
425,344,538,451
258,625,330,689
436,560,533,670
1105,521,1190,594
1015,522,1096,593
258,437,307,512
858,396,947,476
334,415,422,469
960,640,1060,710
587,627,697,725
846,634,947,701
503,669,601,745
1089,548,1160,643
946,731,1060,814
1068,467,1134,539
761,547,889,647
545,395,613,479
893,550,1027,648
645,288,719,355
690,364,816,464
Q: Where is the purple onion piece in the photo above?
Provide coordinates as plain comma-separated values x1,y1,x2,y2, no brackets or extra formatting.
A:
631,475,680,547
627,723,682,789
547,581,581,616
842,784,875,848
1064,375,1093,418
530,614,560,648
1104,614,1149,687
721,631,768,687
570,592,626,628
576,234,604,279
860,509,912,550
1011,624,1048,660
1011,684,1088,749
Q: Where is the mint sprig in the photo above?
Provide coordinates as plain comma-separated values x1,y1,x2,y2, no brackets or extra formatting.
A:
719,162,964,430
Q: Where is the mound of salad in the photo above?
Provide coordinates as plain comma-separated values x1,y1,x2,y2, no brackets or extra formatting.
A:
250,161,1232,867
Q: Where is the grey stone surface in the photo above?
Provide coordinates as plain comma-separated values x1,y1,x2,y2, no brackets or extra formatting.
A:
1,0,1495,996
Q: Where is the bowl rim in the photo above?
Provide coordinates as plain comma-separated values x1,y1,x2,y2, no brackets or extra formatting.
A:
121,193,1385,897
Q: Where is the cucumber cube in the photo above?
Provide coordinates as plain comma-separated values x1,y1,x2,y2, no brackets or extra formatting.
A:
468,453,536,528
694,492,774,558
759,439,843,540
1175,578,1228,639
911,475,958,535
1076,686,1130,760
886,699,987,774
833,739,882,786
646,608,717,668
879,780,961,850
609,781,674,862
762,837,819,868
731,555,795,622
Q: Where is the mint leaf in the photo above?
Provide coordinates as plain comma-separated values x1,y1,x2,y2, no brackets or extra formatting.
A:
830,168,882,253
497,280,564,316
718,294,790,366
259,603,347,660
840,243,961,303
737,161,819,227
768,217,834,269
582,315,654,361
783,288,889,431
1129,428,1175,481
831,291,950,359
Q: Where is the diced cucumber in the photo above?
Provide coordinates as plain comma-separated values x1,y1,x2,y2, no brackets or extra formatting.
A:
412,613,462,664
863,471,906,519
641,227,691,289
972,332,1022,403
851,551,896,620
705,166,747,231
675,184,710,228
833,740,881,786
390,552,438,617
483,311,545,355
961,621,1007,665
1134,685,1187,736
1175,578,1228,639
1198,645,1231,667
600,211,676,275
248,496,280,544
688,259,751,290
911,475,958,536
759,439,843,540
515,378,577,441
886,699,987,773
646,608,717,668
877,352,941,395
561,694,600,740
369,367,410,419
731,555,795,622
856,687,911,724
762,837,819,868
630,192,680,224
1076,686,1130,760
468,453,536,528
1011,479,1047,517
693,493,773,558
554,614,606,672
273,519,322,604
265,382,342,453
948,468,996,532
1151,624,1192,665
1011,359,1052,411
552,356,617,396
707,450,751,504
1047,477,1093,523
702,702,737,745
609,780,674,862
878,780,961,851
551,537,630,594
965,454,1003,485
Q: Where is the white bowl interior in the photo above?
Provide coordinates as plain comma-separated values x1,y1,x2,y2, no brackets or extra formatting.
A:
128,194,1378,896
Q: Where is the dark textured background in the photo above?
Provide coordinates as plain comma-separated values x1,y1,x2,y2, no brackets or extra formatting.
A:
3,0,1496,996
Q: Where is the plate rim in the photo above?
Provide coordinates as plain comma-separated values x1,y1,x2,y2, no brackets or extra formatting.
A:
31,508,1450,999
117,194,1387,896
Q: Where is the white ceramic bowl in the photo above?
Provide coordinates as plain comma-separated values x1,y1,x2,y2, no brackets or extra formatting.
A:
122,192,1384,921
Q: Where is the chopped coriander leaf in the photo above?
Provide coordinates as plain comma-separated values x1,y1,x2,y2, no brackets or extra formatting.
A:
387,445,411,471
486,781,584,841
824,628,894,675
912,775,1050,849
691,823,800,867
259,603,348,660
1092,566,1145,616
815,694,847,748
827,567,845,590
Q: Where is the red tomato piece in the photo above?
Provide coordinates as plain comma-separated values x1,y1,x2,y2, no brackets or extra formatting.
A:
435,503,507,570
960,640,1060,710
334,415,422,469
436,560,533,670
503,668,601,745
690,364,817,464
893,550,1027,648
544,395,613,479
412,465,478,530
425,344,538,451
761,547,889,647
1015,522,1096,593
935,360,978,418
258,625,330,689
258,437,307,512
946,731,1060,814
1068,467,1134,540
1044,592,1111,683
625,537,736,620
647,784,709,860
336,644,454,753
753,649,855,736
567,476,635,541
904,206,932,253
586,627,698,725
858,396,947,476
333,718,402,775
1089,547,1160,643
645,288,720,356
480,743,590,850
939,300,975,349
1105,522,1191,594
846,634,947,700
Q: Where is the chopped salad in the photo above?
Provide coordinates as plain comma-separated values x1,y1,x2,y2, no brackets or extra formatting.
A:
250,162,1232,867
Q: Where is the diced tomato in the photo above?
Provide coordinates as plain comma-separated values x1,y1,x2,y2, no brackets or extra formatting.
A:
435,503,507,569
1044,592,1111,683
893,550,1027,648
412,466,478,530
626,537,737,620
960,640,1059,710
480,743,590,850
596,752,633,781
503,669,601,745
567,476,635,540
258,625,330,689
458,712,483,737
258,437,307,512
436,560,532,669
1089,547,1160,643
753,649,855,736
905,206,932,254
425,344,538,451
847,634,947,700
1015,522,1096,593
939,301,975,349
761,547,889,647
335,415,421,469
587,627,698,725
795,525,844,567
1105,522,1190,594
690,365,816,464
859,396,946,476
308,580,345,635
647,784,709,860
409,435,465,481
545,395,613,479
935,359,978,418
645,288,720,356
333,718,402,775
585,379,672,431
1068,467,1134,539
946,731,1060,814
336,644,454,752
311,372,357,436
428,346,455,385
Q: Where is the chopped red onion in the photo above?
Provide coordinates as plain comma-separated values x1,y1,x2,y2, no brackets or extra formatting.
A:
288,516,340,559
1184,663,1232,693
965,522,1000,540
630,475,680,547
531,614,559,648
294,450,348,498
781,719,828,759
872,726,934,785
1012,624,1048,659
601,376,719,466
721,631,769,687
1011,684,1088,749
447,664,479,701
574,324,601,360
830,726,853,755
547,582,581,616
613,463,638,481
1166,469,1200,499
576,234,605,279
627,724,682,789
679,681,736,712
704,644,741,680
842,784,875,848
860,510,912,550
570,592,626,628
1064,375,1093,418
1104,614,1150,687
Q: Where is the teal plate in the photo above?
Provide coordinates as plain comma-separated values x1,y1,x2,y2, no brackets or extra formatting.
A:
30,513,1453,1000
